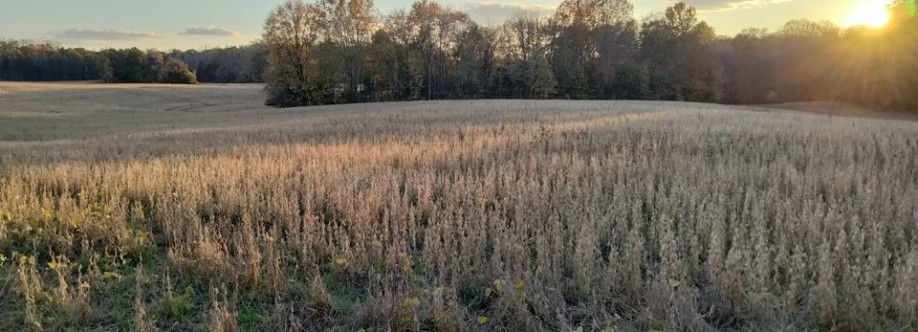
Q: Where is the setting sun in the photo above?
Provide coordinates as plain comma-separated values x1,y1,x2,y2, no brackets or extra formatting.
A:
847,0,891,28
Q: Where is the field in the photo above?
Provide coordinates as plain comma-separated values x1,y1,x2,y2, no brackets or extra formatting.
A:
1,82,917,331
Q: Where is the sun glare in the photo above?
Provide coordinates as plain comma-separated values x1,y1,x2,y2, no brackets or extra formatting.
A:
847,1,891,28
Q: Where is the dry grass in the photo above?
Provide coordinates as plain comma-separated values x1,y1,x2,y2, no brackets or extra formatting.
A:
1,82,917,331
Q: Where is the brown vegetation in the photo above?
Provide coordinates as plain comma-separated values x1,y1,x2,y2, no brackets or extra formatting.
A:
1,83,917,331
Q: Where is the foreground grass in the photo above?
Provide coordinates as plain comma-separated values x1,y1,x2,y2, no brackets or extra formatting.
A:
1,85,918,331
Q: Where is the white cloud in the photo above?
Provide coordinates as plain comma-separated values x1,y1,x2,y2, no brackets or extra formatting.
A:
51,28,158,41
461,2,556,25
180,26,241,37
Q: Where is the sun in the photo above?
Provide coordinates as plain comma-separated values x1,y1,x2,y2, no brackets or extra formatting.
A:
846,1,891,28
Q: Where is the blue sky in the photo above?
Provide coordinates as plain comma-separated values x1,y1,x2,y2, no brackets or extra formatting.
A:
0,0,875,50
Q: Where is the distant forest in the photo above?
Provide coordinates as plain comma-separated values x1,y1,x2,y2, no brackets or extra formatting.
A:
0,42,266,84
1,0,916,112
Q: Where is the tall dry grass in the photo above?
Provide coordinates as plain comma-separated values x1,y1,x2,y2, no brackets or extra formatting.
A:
1,84,917,331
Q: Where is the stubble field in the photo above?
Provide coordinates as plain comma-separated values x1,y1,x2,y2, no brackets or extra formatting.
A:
1,82,917,331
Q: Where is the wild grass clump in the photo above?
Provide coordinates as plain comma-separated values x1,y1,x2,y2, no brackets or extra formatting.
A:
1,94,918,330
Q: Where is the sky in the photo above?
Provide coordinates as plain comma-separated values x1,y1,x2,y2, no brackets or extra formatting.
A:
0,0,879,50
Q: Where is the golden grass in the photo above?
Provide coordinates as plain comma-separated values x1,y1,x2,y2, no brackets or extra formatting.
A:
1,82,917,331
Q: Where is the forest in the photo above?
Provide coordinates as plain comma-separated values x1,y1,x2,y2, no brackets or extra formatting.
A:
1,0,916,112
0,42,265,84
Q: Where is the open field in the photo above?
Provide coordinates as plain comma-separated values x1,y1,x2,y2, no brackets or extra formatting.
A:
1,82,918,331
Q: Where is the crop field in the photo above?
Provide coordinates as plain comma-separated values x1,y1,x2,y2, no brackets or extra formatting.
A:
1,82,917,331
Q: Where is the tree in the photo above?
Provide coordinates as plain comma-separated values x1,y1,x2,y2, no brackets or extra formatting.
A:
772,20,840,101
319,0,376,101
500,11,557,98
594,19,640,98
173,43,267,83
506,11,547,62
263,0,327,106
455,24,497,97
664,2,698,34
405,0,473,99
370,10,425,100
640,2,720,102
104,48,149,83
145,50,166,83
553,0,634,29
880,0,918,111
524,51,557,98
549,30,591,98
160,58,198,84
779,19,840,38
549,0,636,99
718,29,775,104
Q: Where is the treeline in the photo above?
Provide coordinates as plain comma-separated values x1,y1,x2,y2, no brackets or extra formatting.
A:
174,45,268,83
719,16,917,110
0,42,109,81
0,41,268,84
264,0,918,112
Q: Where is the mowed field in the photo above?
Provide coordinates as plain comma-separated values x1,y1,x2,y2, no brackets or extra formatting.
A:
1,82,917,331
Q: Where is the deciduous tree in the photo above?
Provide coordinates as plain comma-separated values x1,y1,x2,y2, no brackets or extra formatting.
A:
263,0,327,106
